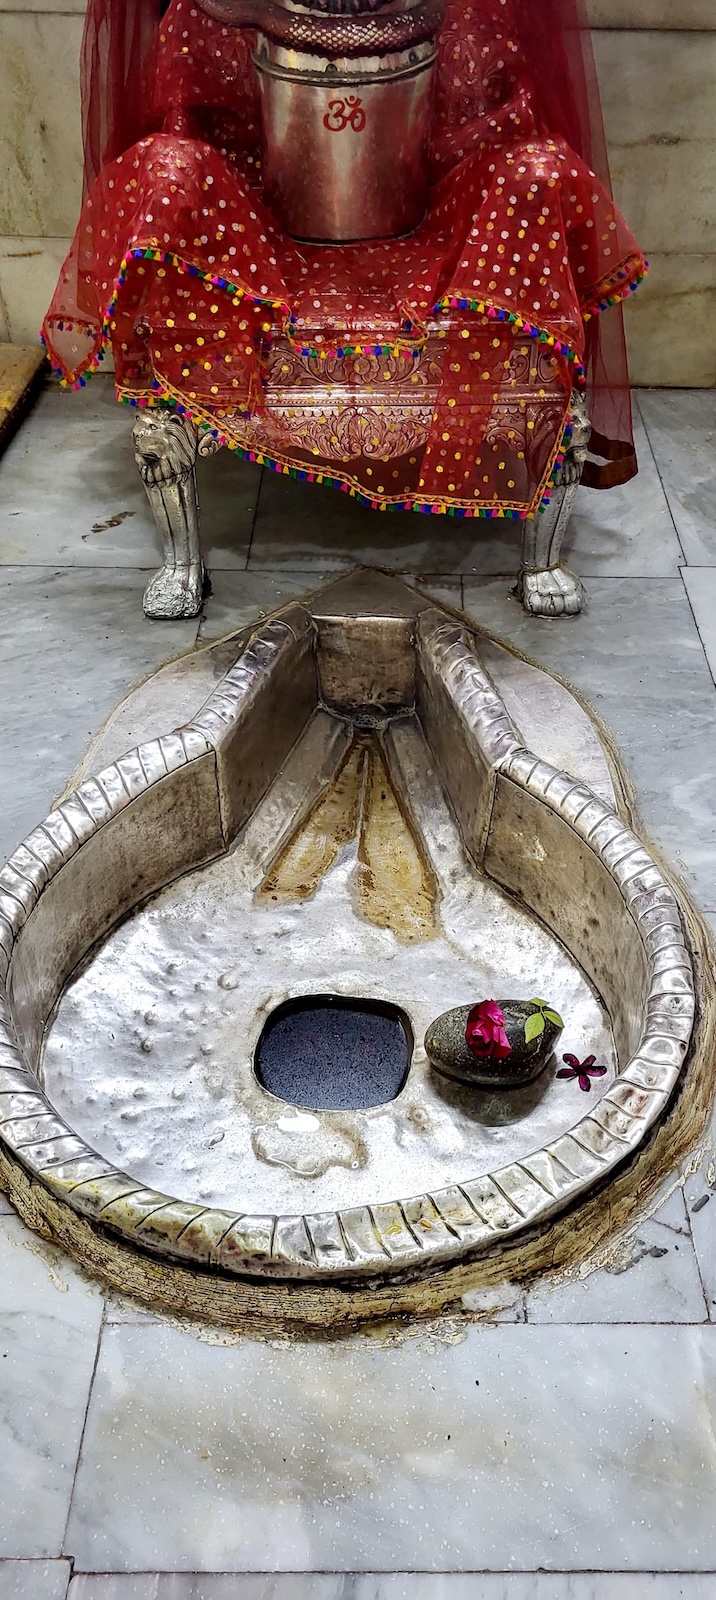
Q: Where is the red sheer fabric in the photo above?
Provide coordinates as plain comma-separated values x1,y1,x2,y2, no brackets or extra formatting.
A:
79,0,163,195
43,0,646,520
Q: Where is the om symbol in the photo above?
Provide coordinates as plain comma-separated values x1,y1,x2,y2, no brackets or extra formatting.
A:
323,95,366,133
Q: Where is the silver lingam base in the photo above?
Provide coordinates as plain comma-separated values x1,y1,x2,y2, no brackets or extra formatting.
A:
0,570,707,1323
42,718,615,1215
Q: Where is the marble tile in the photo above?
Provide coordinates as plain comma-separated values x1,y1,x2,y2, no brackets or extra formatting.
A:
638,391,716,564
199,569,335,643
0,1208,103,1324
682,570,716,689
200,569,462,642
102,1295,163,1327
525,1186,707,1323
0,380,259,570
65,641,243,784
626,257,716,391
0,1563,71,1599
0,16,83,237
684,1135,716,1321
395,574,465,609
66,1321,716,1571
594,31,716,256
0,381,161,568
0,565,198,862
247,417,674,579
461,576,716,912
248,468,524,576
196,450,260,570
589,0,716,21
0,238,73,348
60,1579,716,1600
563,408,682,577
11,385,662,588
658,933,716,1317
0,1213,103,1560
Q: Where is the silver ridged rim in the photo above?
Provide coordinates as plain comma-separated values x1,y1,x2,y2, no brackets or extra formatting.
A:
0,614,695,1281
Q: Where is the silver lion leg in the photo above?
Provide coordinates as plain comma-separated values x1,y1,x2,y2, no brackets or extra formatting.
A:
132,410,209,620
517,393,591,619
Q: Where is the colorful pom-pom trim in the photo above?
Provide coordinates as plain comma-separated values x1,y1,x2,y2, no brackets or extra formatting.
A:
581,256,649,321
115,376,574,522
40,244,644,519
41,242,647,397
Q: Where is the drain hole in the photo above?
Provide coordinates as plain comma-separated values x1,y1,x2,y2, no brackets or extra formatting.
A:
254,995,413,1111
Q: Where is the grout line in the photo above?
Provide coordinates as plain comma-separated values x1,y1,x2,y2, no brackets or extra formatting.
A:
60,1302,107,1561
687,1201,713,1323
634,391,687,569
678,567,716,693
49,1568,716,1577
243,466,263,569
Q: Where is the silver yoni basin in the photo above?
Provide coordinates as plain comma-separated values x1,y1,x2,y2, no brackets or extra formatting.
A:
0,572,701,1314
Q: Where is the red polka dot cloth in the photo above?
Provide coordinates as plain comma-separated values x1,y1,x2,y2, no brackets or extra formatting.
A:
43,0,647,522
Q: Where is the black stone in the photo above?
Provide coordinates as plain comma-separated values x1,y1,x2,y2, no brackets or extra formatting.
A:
425,998,563,1090
254,994,413,1111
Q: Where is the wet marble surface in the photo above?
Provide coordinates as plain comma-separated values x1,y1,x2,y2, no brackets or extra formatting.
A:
681,569,716,686
246,411,676,580
525,1187,708,1324
1,381,716,1584
683,1091,716,1322
248,465,523,576
560,407,682,578
63,1578,716,1599
0,384,260,570
0,565,198,861
638,390,716,565
198,569,333,643
0,1216,103,1560
461,575,716,912
66,1321,716,1572
199,568,462,642
0,1564,71,1600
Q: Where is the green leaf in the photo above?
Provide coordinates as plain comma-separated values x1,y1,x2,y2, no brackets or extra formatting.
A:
524,1012,545,1042
543,1008,564,1029
530,997,549,1008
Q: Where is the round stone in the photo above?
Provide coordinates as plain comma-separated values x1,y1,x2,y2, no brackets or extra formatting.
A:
424,998,564,1089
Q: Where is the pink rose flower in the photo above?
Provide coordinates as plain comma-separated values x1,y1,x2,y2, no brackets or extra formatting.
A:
465,999,512,1060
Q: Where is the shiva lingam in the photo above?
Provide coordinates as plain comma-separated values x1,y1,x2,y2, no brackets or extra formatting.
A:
198,0,445,240
0,570,703,1322
425,998,565,1090
130,0,595,622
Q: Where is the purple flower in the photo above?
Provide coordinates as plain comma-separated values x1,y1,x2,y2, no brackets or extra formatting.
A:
557,1053,608,1092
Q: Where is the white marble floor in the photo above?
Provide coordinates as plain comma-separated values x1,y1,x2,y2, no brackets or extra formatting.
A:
1,380,716,1597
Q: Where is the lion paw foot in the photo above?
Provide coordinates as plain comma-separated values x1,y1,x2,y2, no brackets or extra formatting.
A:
143,563,205,620
517,566,587,619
